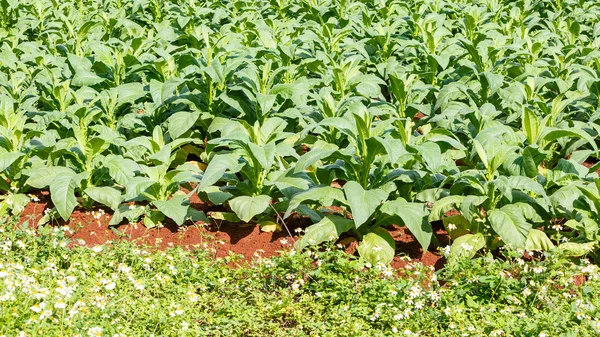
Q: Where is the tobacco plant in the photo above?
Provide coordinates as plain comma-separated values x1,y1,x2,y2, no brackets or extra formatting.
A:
1,0,600,263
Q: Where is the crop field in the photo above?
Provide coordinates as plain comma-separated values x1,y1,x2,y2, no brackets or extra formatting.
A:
1,0,600,334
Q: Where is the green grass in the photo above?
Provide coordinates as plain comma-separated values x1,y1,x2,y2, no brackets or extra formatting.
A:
0,217,599,336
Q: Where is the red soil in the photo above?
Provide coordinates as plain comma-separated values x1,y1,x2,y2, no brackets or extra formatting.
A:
413,112,427,120
16,192,448,270
582,161,600,175
388,224,447,270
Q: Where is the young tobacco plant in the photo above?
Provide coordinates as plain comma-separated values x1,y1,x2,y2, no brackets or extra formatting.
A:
109,126,207,227
195,116,298,223
429,137,555,263
283,181,432,265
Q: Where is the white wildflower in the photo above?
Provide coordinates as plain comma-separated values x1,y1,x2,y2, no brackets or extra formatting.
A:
88,327,103,337
460,242,473,252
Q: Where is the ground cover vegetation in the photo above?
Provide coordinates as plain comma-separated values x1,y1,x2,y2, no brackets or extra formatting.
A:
0,218,600,336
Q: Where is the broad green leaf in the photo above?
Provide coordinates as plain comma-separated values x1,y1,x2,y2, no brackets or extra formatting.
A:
270,171,313,199
506,202,544,223
85,137,110,158
353,74,385,98
0,152,23,171
152,126,165,149
426,133,466,151
199,186,233,205
480,72,504,96
8,193,29,213
0,201,7,218
168,111,200,139
582,217,600,241
294,147,338,173
472,139,488,169
542,129,598,151
187,208,210,223
525,229,555,251
488,207,531,249
84,186,122,211
343,181,388,228
68,54,104,86
228,195,271,223
492,176,546,201
72,70,104,87
197,154,239,191
210,212,241,222
124,177,156,201
388,73,408,104
374,137,406,164
109,204,141,226
295,215,354,250
246,142,276,169
295,204,324,223
284,186,346,218
153,195,190,226
442,214,473,239
577,186,600,215
416,142,442,172
26,167,76,189
522,108,540,145
559,242,596,256
319,117,357,138
144,211,166,229
49,175,78,221
380,199,432,250
459,195,488,222
104,155,140,186
149,148,172,168
429,196,465,221
448,233,485,264
259,220,281,233
150,78,180,106
450,176,486,196
115,83,146,105
357,228,396,265
522,145,546,177
489,145,518,174
503,146,547,178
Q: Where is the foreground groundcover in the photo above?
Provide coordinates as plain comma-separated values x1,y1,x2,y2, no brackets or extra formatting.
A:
0,219,599,337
